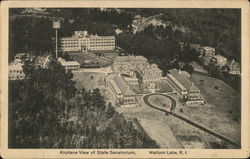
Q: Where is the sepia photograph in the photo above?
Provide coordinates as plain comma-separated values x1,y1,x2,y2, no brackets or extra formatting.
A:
1,0,250,158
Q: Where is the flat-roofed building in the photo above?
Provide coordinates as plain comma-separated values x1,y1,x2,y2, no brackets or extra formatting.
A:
60,31,115,52
9,63,25,80
167,69,203,104
200,46,215,57
108,75,136,105
58,57,80,71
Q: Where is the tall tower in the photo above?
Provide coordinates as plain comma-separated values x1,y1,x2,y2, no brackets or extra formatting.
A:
53,20,61,59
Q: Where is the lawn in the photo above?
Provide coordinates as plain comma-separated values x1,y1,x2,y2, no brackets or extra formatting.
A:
147,94,172,109
177,74,241,144
117,95,237,148
73,72,106,91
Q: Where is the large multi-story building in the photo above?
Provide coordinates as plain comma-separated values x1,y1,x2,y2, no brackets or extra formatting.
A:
200,46,215,57
113,55,148,76
60,31,115,52
113,56,163,92
9,63,25,80
108,75,136,105
136,64,162,92
166,69,203,104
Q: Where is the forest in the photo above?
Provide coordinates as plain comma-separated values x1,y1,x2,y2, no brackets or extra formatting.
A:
9,8,240,63
9,58,158,148
9,8,133,60
124,8,241,62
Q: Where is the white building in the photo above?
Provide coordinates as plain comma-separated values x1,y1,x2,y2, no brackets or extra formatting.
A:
200,46,215,57
9,63,25,80
108,75,136,105
60,31,115,52
213,54,227,67
58,57,80,71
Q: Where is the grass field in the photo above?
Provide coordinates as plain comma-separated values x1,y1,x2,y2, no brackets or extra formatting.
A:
177,74,241,144
73,72,106,91
117,95,236,148
148,94,172,109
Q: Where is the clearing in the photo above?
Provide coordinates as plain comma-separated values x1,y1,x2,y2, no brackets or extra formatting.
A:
73,72,106,91
176,73,241,144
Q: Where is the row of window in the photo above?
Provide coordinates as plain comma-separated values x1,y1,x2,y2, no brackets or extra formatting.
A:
9,75,25,80
62,46,79,48
64,65,80,68
90,41,114,44
9,70,23,73
61,42,79,44
124,94,135,97
123,98,135,103
90,45,115,47
90,38,115,41
65,68,79,71
61,38,115,42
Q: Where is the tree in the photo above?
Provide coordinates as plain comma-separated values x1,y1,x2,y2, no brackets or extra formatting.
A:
182,64,194,74
105,103,115,118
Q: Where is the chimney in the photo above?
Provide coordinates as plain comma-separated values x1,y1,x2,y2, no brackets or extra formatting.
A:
191,82,194,86
178,69,182,74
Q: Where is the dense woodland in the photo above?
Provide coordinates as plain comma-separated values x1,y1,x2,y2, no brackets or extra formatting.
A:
9,8,240,63
9,58,158,148
9,8,133,60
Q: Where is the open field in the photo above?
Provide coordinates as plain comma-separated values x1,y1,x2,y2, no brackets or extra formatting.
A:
176,74,241,144
147,94,172,109
117,97,183,148
73,72,106,91
176,135,206,149
118,95,238,148
139,119,183,148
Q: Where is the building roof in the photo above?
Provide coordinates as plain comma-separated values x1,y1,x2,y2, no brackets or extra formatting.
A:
168,69,199,90
113,75,135,96
9,63,24,70
114,56,148,63
109,79,123,95
201,46,215,51
60,61,80,66
167,73,187,91
213,54,227,60
136,64,162,78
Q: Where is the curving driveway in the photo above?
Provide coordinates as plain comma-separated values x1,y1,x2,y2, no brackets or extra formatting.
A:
143,93,176,113
143,93,240,148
